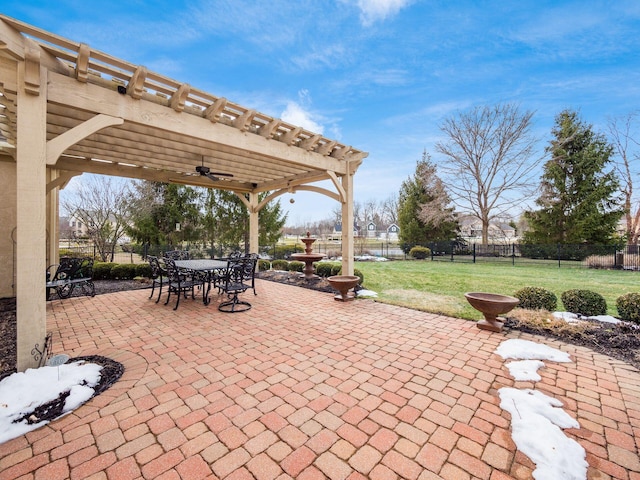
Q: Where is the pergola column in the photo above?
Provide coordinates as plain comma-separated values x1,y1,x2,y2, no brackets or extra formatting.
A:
248,192,259,254
341,170,355,276
16,53,47,371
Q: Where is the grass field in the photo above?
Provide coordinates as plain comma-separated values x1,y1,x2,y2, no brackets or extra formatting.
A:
354,260,639,319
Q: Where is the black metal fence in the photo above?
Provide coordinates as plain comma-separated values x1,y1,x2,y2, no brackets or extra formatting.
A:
425,242,639,270
58,240,640,271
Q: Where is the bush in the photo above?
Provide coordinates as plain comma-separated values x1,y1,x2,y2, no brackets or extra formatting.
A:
616,293,640,324
561,289,607,316
135,263,152,278
272,244,304,260
316,262,338,278
353,268,364,285
331,264,342,276
409,246,431,260
110,264,138,280
93,262,117,280
271,259,289,271
514,286,557,311
288,261,305,273
258,259,271,271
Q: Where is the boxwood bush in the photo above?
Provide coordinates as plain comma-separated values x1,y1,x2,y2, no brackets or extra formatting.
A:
616,293,640,324
257,259,271,271
110,264,138,280
561,289,607,316
271,259,289,271
93,262,117,280
288,261,305,273
514,286,557,311
135,263,152,278
409,245,431,260
316,262,338,278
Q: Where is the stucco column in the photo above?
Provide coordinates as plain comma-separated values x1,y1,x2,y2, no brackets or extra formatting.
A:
16,55,48,371
341,171,354,276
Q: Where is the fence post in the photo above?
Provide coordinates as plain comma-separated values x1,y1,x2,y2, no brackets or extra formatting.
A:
473,243,476,263
512,243,515,266
557,243,561,268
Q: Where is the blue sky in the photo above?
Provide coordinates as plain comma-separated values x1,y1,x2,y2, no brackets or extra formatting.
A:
4,0,640,224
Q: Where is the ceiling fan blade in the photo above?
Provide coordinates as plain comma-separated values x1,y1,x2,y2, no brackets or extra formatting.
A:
209,171,234,178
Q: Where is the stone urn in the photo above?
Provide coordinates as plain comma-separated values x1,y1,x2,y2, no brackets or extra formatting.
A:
464,292,519,332
327,275,360,301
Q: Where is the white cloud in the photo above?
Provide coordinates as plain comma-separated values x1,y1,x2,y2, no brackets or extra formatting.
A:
355,0,413,26
281,102,324,134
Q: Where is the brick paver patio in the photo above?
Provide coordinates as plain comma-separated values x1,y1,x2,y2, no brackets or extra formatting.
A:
1,279,639,479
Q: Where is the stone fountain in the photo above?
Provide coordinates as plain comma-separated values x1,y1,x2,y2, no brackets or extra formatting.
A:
464,292,520,333
290,232,325,279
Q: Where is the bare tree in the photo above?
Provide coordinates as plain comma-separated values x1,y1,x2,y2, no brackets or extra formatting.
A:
61,175,132,261
608,112,640,244
436,103,537,244
382,194,399,225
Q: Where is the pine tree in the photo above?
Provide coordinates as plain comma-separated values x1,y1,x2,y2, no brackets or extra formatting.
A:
398,152,458,251
524,110,623,245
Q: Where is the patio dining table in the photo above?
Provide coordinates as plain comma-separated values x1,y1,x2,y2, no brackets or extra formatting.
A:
174,259,227,305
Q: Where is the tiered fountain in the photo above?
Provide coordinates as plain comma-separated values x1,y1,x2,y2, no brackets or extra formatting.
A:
290,232,325,279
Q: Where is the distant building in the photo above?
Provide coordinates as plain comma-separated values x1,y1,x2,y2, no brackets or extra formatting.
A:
458,215,516,243
332,222,361,240
386,223,400,241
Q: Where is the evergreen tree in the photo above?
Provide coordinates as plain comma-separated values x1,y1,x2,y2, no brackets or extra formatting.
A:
523,110,623,244
398,152,458,251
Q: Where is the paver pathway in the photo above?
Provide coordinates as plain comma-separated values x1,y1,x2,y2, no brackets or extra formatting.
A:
1,279,639,479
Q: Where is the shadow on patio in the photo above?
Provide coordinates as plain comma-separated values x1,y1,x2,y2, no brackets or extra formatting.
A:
1,279,639,479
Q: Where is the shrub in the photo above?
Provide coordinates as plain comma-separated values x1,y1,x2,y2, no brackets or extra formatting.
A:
271,259,289,271
561,289,607,316
316,262,338,278
616,293,640,324
409,246,431,260
110,264,138,280
514,286,557,311
257,259,271,271
353,268,364,285
135,263,152,278
93,262,117,280
331,264,342,276
288,261,305,273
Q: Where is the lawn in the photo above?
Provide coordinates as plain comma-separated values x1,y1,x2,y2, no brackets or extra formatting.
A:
354,260,639,319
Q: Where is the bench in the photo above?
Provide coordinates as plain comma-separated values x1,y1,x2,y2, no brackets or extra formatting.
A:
46,256,95,300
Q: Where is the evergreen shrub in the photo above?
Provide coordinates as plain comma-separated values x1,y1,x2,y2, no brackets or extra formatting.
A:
409,246,431,259
257,259,271,271
271,259,289,271
135,263,152,278
93,262,117,280
616,293,640,324
561,289,607,316
288,261,305,273
316,262,337,277
110,264,138,280
514,286,557,311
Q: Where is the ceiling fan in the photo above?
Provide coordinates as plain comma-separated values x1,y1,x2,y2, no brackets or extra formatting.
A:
195,157,234,182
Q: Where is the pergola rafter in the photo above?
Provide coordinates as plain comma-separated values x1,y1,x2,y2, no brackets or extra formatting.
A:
0,14,367,371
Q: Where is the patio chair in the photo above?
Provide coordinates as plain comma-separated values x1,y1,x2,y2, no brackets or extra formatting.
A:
241,253,259,295
217,257,252,313
163,257,206,310
147,256,168,303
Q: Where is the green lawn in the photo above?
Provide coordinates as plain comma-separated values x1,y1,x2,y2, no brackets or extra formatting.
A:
354,260,639,319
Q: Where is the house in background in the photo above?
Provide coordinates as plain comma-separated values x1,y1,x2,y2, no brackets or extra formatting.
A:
458,215,517,243
386,223,400,241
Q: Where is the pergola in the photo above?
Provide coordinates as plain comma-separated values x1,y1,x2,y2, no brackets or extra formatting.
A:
0,15,367,371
